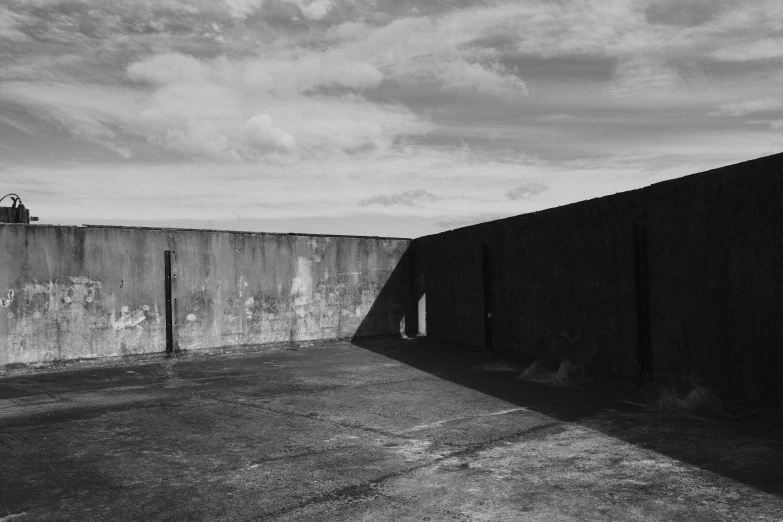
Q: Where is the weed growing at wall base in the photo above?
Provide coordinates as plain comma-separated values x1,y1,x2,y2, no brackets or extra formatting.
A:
516,360,585,387
656,385,723,415
158,355,181,383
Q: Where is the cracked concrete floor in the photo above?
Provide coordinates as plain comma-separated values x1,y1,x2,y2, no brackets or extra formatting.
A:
1,339,782,521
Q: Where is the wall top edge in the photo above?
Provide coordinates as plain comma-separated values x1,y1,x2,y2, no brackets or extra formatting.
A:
0,222,411,241
414,150,783,241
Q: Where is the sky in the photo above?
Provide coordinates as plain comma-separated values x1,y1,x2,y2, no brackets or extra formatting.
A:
1,0,782,238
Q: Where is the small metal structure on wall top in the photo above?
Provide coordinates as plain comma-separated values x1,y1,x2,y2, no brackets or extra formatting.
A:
0,194,39,224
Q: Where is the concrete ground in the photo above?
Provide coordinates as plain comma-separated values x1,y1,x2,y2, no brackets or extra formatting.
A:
1,339,782,521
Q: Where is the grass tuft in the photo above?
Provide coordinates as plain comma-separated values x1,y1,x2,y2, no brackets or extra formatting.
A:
517,361,551,381
683,386,723,413
555,359,585,385
517,359,584,386
655,385,722,414
656,387,685,414
158,355,180,382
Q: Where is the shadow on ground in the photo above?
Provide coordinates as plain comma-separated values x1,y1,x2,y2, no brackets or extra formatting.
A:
2,339,783,520
350,336,783,498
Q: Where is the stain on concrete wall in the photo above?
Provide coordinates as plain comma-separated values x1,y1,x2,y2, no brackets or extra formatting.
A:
414,152,783,404
0,226,410,368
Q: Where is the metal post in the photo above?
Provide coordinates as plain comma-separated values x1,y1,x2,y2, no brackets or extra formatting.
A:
165,250,173,354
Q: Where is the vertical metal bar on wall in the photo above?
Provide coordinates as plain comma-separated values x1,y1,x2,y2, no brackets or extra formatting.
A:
633,225,653,382
482,244,494,352
165,250,173,354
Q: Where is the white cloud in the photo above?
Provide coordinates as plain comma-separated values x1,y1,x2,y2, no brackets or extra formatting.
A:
358,189,438,207
229,0,333,20
438,61,528,97
506,182,549,200
5,144,736,225
4,0,783,238
746,119,783,130
246,114,297,151
712,38,783,61
0,114,34,134
0,49,420,161
435,214,507,230
326,21,373,41
127,53,209,85
644,0,728,27
326,15,531,98
537,114,577,123
224,0,264,19
713,97,783,116
0,81,140,141
242,52,383,93
296,0,334,20
609,57,687,100
0,7,29,41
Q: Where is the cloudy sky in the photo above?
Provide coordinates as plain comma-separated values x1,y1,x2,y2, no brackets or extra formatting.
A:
1,0,782,237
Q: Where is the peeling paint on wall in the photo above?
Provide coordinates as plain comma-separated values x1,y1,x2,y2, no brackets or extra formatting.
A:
0,272,164,365
0,289,13,308
111,306,147,330
1,225,410,367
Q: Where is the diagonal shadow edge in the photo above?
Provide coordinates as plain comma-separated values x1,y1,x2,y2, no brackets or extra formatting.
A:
351,242,783,498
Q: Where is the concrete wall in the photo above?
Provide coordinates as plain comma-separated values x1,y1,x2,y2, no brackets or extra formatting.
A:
644,156,783,405
414,194,640,373
414,152,783,404
0,225,410,368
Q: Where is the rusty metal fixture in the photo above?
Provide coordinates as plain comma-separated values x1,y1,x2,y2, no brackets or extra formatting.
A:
0,193,38,223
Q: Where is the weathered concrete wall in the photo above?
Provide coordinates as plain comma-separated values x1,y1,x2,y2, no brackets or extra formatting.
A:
644,155,783,404
0,225,410,368
414,195,640,375
414,152,783,404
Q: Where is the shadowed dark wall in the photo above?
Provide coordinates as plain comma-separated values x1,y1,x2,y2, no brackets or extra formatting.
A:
413,152,783,404
0,225,410,368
